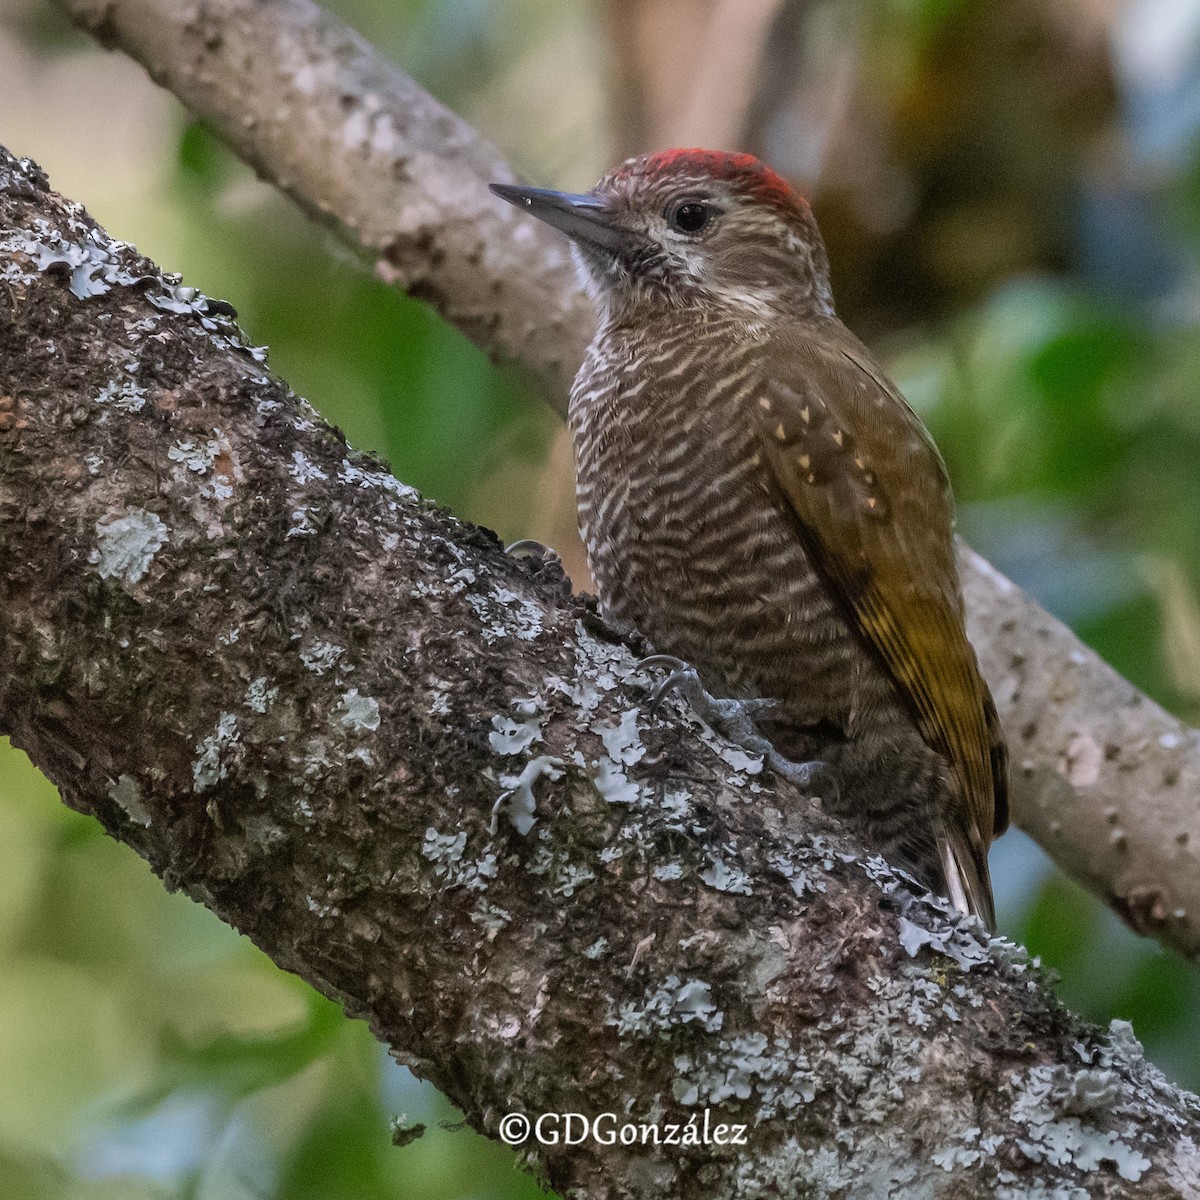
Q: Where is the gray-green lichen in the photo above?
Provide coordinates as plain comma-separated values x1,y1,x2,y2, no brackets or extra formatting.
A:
422,828,467,871
244,677,278,714
339,688,380,732
337,458,419,502
672,1030,817,1111
524,831,600,899
108,773,151,827
591,706,646,766
1010,1061,1151,1181
300,640,345,675
591,757,645,806
614,976,724,1037
862,852,995,970
288,448,328,484
89,508,169,585
421,827,499,893
468,583,546,643
493,755,563,835
97,378,147,413
168,437,220,471
1,224,145,299
699,855,754,895
996,1018,1194,1189
0,217,266,360
193,712,241,792
490,699,544,756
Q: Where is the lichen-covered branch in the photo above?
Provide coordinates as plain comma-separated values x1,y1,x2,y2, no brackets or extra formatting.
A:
54,0,1200,964
4,148,1200,1199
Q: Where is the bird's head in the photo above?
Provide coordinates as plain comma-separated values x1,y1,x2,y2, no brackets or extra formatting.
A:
492,149,834,324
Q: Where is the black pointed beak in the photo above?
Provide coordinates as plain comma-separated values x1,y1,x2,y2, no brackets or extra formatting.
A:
489,183,629,254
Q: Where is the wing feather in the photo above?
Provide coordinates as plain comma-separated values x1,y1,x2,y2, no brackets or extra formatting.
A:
755,323,1005,916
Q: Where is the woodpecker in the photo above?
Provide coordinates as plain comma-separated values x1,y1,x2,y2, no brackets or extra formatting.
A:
491,150,1008,928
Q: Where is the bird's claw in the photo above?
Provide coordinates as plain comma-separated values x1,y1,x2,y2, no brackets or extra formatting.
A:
638,657,768,710
766,752,824,788
505,539,563,570
639,655,823,786
640,655,776,723
639,655,700,715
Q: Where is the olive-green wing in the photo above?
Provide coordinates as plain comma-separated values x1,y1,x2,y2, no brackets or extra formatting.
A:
755,324,1006,914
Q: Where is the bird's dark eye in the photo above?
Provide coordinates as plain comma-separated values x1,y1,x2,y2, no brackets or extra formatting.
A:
668,201,714,235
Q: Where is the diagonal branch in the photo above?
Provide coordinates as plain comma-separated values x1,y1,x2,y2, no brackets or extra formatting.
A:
60,0,594,406
51,0,1200,963
4,142,1200,1200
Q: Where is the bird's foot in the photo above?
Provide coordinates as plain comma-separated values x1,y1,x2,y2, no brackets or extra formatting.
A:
765,752,824,788
505,539,572,598
642,655,780,735
640,655,823,786
505,538,563,570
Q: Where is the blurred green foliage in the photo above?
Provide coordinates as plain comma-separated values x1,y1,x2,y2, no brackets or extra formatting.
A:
2,0,1200,1197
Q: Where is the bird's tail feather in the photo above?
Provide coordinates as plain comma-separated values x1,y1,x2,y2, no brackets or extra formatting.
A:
938,830,997,932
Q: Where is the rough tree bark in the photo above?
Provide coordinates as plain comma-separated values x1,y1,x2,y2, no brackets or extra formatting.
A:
54,0,1200,965
4,147,1200,1199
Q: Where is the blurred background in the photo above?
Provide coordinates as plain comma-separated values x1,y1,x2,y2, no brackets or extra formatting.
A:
2,0,1200,1195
